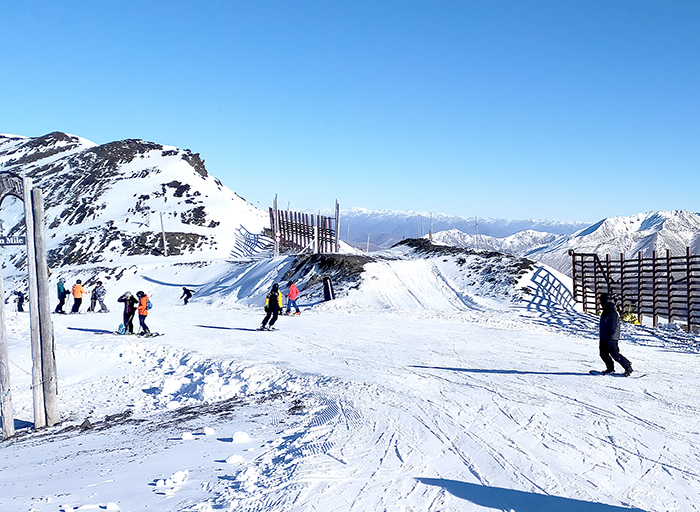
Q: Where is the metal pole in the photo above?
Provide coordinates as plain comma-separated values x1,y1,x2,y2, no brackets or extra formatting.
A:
0,261,14,439
23,178,45,429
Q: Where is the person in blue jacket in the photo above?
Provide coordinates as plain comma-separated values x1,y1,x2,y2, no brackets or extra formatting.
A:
55,278,68,314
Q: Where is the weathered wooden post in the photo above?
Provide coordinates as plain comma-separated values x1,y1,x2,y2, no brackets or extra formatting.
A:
0,262,14,439
273,195,280,257
23,178,46,428
31,187,58,425
334,200,340,252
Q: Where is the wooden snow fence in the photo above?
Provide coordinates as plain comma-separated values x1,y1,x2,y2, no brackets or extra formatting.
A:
570,248,700,331
268,205,339,255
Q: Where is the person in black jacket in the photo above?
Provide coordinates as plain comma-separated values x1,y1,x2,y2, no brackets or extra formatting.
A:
118,291,139,334
180,287,194,305
598,293,633,376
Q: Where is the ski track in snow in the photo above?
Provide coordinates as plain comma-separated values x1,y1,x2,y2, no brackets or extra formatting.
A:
2,258,700,511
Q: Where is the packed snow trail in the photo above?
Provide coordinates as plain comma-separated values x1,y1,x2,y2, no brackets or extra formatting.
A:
3,294,698,511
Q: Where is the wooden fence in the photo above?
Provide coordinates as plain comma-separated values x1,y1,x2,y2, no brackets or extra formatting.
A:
268,204,339,254
570,248,700,331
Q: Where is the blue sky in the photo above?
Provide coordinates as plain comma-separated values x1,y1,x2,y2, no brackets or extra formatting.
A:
1,1,698,222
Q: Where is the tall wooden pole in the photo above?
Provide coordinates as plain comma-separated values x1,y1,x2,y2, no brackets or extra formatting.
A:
160,212,168,257
273,195,279,257
0,262,14,439
31,188,58,425
23,178,45,429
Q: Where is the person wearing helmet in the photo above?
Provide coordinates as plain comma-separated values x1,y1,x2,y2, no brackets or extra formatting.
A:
71,279,85,314
136,291,150,335
118,291,138,334
259,283,283,331
55,278,68,314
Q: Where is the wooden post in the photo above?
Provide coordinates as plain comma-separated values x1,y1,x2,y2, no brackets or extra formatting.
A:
687,247,693,331
0,262,14,439
23,178,45,429
334,200,340,252
273,195,279,257
160,212,167,257
31,187,58,426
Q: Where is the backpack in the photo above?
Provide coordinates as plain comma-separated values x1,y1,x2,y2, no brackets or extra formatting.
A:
146,298,153,310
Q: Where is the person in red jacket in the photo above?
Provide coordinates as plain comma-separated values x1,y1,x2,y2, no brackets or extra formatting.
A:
285,281,301,315
136,291,150,335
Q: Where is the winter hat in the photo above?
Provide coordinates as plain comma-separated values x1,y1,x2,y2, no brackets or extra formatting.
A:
287,281,293,286
271,283,279,292
76,279,82,284
59,278,66,283
124,291,132,297
136,291,145,298
97,281,103,286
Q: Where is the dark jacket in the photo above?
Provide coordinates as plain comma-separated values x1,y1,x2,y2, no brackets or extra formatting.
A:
118,294,138,314
599,301,620,343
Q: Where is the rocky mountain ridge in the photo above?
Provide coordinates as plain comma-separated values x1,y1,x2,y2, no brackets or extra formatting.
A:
0,132,267,276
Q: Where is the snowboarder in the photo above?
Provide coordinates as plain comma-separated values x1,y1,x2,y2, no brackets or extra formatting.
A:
597,293,633,376
71,279,85,314
180,287,194,305
285,281,300,315
136,291,150,335
118,291,138,334
95,281,109,312
55,278,68,314
259,283,283,330
14,291,25,312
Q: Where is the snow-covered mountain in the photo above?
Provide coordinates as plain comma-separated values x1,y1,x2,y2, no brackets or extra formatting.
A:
0,132,267,276
430,210,700,276
526,210,700,274
331,207,589,251
431,228,558,257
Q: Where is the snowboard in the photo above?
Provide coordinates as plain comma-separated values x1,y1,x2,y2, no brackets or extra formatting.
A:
590,370,645,378
138,332,164,338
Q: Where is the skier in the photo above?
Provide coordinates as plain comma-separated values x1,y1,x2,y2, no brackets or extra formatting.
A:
259,283,283,330
87,284,98,312
136,291,150,335
95,281,109,312
55,278,68,314
597,293,633,376
180,287,194,305
285,280,301,315
14,291,25,312
117,291,138,334
71,279,85,314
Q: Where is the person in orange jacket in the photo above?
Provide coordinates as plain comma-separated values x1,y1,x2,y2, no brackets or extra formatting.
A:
136,291,150,335
71,279,85,314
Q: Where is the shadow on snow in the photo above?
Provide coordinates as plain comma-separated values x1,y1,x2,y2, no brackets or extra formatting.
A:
409,365,588,377
416,478,647,512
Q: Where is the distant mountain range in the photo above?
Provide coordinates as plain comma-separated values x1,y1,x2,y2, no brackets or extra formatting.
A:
329,207,589,251
431,210,700,275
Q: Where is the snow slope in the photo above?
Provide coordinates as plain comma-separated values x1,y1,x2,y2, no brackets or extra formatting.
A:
1,250,697,512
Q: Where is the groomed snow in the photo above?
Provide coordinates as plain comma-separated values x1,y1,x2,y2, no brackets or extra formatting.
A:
1,257,699,512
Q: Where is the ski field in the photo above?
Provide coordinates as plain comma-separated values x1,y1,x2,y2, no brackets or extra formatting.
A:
1,256,699,512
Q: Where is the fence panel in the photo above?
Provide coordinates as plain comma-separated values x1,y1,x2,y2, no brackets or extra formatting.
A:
570,248,700,332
